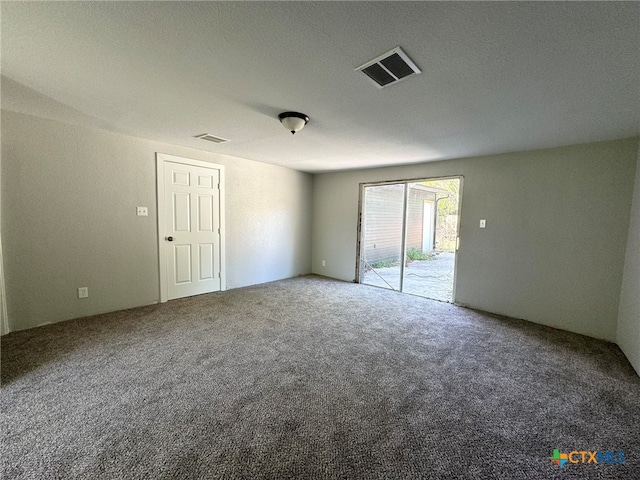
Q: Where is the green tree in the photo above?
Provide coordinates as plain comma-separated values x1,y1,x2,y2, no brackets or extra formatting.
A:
422,179,460,252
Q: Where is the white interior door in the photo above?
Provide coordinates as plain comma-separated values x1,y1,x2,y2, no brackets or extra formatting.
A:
422,201,434,252
161,158,223,300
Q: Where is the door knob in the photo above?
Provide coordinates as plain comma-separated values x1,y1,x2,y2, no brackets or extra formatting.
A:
166,236,173,242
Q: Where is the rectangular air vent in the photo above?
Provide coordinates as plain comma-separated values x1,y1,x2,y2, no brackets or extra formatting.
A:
194,133,229,144
355,46,421,88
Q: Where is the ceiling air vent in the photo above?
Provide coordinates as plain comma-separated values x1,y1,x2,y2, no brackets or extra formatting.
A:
194,133,229,144
356,46,421,88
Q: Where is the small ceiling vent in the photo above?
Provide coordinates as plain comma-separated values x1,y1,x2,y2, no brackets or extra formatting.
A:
194,133,229,144
355,46,421,88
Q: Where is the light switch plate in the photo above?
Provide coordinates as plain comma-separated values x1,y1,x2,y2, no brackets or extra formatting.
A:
480,219,486,228
137,206,148,216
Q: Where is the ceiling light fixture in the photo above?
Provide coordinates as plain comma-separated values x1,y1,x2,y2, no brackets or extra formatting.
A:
278,112,309,135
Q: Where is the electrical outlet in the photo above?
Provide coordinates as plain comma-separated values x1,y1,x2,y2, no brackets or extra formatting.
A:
136,206,148,216
78,287,89,299
322,260,326,267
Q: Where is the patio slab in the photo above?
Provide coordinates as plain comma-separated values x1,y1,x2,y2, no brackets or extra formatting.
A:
362,252,455,302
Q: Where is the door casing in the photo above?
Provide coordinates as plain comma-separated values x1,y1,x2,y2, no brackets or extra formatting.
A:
156,153,226,303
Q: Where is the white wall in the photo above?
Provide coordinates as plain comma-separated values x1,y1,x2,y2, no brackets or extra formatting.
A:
617,143,640,375
313,138,639,342
1,110,312,332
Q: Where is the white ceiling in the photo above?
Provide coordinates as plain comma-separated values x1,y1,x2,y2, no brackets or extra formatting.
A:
2,1,638,173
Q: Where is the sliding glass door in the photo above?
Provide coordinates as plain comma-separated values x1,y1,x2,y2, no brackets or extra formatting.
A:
359,177,461,302
360,183,406,291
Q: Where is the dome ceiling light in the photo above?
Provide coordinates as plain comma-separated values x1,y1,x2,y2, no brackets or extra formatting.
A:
278,112,310,135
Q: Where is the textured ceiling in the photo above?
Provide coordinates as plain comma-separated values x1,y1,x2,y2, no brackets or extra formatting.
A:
2,1,638,173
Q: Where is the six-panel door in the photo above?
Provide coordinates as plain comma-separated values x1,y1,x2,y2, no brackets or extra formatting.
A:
164,161,221,300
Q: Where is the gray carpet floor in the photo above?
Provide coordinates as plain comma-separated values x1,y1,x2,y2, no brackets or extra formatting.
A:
2,275,639,479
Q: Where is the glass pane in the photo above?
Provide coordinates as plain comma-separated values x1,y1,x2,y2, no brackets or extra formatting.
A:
361,183,405,291
402,179,459,302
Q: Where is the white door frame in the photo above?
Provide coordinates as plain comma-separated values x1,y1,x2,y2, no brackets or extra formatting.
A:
156,153,226,303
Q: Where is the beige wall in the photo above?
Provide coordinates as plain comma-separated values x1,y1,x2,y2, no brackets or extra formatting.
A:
1,110,312,332
617,143,640,374
312,138,639,342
